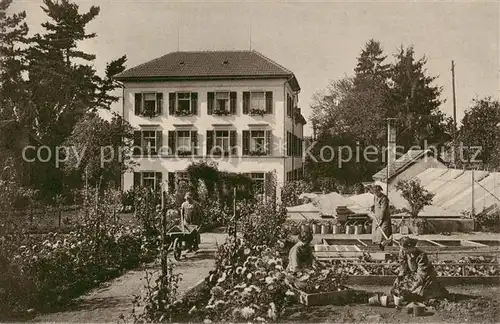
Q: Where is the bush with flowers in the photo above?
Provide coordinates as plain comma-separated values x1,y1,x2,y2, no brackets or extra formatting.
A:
0,186,158,319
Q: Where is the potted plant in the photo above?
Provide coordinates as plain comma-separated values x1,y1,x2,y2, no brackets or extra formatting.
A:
213,108,230,116
176,149,192,156
175,109,192,116
142,106,157,118
249,108,265,116
249,150,267,156
395,179,435,236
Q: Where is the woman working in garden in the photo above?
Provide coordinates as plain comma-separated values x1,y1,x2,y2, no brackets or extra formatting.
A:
287,228,322,272
180,192,201,252
370,185,392,250
391,236,449,302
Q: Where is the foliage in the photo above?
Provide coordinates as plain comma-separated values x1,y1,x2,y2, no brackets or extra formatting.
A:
458,97,500,169
474,210,500,233
288,268,348,294
64,112,135,189
281,180,314,207
308,39,451,186
0,186,151,319
395,179,435,218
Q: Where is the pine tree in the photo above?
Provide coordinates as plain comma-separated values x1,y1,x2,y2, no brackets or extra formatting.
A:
388,46,449,149
0,0,29,120
354,39,391,86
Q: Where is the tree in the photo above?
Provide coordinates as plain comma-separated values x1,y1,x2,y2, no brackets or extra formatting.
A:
64,112,134,190
458,97,500,169
354,39,391,86
395,179,434,218
0,0,29,120
388,46,450,149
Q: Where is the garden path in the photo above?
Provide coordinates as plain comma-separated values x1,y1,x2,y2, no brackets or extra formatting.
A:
33,233,226,323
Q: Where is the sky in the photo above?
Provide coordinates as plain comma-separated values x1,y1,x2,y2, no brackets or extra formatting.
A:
9,0,500,136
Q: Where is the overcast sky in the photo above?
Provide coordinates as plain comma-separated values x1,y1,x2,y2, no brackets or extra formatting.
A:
10,0,499,135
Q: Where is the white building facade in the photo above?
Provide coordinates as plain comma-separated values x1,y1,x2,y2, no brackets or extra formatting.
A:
115,51,306,195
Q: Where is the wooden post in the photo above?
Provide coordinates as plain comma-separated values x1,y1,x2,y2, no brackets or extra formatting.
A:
233,187,237,241
160,183,167,274
471,170,475,218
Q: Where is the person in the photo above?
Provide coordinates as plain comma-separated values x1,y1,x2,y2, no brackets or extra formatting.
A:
391,236,449,302
180,192,201,252
287,228,322,272
370,185,392,250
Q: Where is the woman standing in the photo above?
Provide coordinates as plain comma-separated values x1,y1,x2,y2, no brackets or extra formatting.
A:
371,185,392,250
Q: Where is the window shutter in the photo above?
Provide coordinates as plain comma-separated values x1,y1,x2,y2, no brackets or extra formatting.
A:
242,130,250,155
206,130,214,154
133,172,141,188
265,91,273,114
135,93,143,115
133,131,141,155
230,130,237,155
191,92,198,115
167,172,176,193
286,94,291,117
230,92,237,114
287,132,291,156
242,92,250,114
156,93,163,115
168,131,176,155
191,130,198,155
155,130,162,155
155,172,163,190
169,93,176,115
265,130,272,155
207,92,214,115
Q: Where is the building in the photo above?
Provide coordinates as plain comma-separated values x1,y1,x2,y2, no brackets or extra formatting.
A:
114,50,306,194
372,149,447,191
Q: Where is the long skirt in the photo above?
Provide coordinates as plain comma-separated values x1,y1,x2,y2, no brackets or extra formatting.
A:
372,218,392,244
392,273,448,301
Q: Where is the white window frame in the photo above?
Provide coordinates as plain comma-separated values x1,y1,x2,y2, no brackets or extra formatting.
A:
249,172,265,194
214,130,230,153
176,92,192,114
143,92,158,115
176,130,192,154
215,91,230,112
250,130,266,154
141,171,157,189
250,91,266,111
141,130,157,155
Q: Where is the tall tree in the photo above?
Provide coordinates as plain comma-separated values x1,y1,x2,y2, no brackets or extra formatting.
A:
388,46,450,149
354,39,391,86
24,0,126,145
458,97,500,169
64,112,134,190
0,0,29,120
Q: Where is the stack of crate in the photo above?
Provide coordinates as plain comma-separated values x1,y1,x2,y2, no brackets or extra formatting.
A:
336,206,353,222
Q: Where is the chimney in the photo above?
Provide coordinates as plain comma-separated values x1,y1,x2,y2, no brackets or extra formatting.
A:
387,119,397,179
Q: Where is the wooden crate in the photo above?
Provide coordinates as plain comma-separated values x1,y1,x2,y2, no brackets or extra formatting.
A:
292,287,355,306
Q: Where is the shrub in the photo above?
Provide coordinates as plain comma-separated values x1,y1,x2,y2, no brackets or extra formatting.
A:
281,180,314,207
395,179,435,218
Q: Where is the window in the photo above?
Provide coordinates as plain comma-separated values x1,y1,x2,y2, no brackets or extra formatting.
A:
176,171,190,189
176,131,191,154
243,130,271,156
177,92,191,114
142,172,156,189
216,92,229,112
250,92,265,111
142,131,157,155
215,130,230,153
249,172,265,194
134,92,163,117
251,130,265,153
169,92,197,116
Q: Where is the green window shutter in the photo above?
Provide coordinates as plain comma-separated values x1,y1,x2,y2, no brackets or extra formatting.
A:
206,130,214,154
230,130,237,156
169,93,176,115
135,93,142,115
155,131,162,156
168,131,176,155
133,172,141,188
242,130,250,155
265,130,272,155
133,131,141,155
191,130,198,155
156,92,163,115
155,172,163,190
230,92,237,114
167,172,176,193
191,92,198,115
242,92,250,114
265,91,273,114
207,92,214,115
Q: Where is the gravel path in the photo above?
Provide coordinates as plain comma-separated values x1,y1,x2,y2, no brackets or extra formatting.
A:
33,233,226,323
